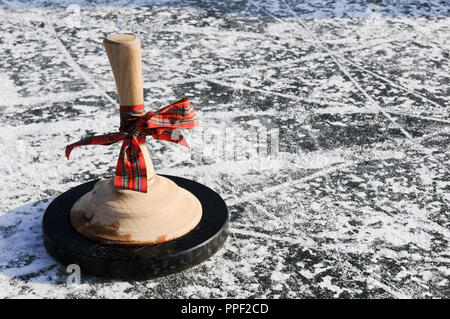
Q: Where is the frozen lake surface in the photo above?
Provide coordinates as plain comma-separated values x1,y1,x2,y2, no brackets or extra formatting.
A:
0,0,449,298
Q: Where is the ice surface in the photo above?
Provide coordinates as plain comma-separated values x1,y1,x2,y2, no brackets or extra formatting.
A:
0,0,449,298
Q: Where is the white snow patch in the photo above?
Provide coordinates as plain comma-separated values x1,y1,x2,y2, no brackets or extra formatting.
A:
319,276,344,297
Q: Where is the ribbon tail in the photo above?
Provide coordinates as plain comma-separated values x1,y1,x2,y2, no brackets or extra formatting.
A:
65,144,75,160
178,138,190,149
150,128,191,149
65,133,128,160
114,136,148,193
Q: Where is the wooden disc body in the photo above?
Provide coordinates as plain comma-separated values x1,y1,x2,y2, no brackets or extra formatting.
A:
43,176,229,279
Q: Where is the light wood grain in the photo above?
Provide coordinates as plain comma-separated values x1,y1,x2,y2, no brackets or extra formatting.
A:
104,34,144,106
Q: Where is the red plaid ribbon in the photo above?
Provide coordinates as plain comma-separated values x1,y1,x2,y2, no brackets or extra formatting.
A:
66,98,198,193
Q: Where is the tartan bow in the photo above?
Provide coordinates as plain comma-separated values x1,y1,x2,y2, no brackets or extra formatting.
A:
65,98,198,193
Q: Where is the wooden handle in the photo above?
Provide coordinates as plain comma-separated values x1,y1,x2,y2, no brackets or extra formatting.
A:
104,34,144,106
103,33,155,183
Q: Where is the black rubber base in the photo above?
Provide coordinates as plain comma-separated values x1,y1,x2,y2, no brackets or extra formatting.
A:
42,175,229,280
